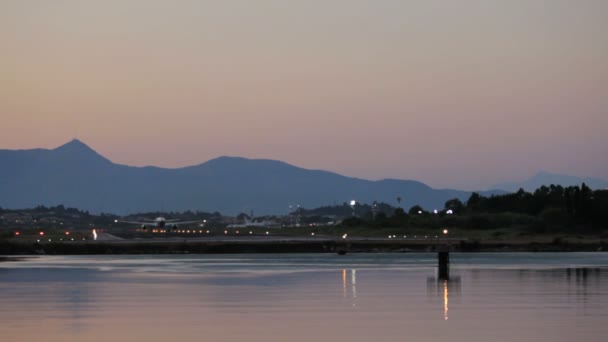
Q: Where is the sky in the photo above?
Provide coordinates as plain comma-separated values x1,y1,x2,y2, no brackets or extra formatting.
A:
1,0,607,190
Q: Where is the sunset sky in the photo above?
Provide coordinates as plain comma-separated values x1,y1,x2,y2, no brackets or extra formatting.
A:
1,0,606,190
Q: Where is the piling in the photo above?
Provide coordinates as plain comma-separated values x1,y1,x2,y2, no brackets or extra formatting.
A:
438,251,450,280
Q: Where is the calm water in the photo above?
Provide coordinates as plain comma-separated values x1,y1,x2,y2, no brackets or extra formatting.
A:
1,253,607,342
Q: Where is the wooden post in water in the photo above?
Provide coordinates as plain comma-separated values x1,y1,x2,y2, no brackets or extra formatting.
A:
438,251,450,280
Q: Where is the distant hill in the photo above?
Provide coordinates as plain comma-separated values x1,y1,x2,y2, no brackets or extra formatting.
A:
493,171,608,192
0,139,503,215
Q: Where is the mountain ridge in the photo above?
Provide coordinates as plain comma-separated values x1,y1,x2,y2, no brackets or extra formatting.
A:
0,139,540,215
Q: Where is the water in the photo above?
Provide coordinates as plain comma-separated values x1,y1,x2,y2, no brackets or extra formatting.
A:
1,253,607,342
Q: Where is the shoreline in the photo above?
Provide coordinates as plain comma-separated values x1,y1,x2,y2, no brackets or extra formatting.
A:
1,238,606,255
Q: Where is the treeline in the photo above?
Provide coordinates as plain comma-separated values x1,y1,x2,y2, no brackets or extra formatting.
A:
342,184,608,233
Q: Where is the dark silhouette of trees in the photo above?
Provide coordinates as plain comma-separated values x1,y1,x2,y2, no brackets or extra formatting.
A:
336,184,608,233
444,198,464,214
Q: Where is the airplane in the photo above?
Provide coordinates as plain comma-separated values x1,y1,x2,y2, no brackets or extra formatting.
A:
120,217,202,231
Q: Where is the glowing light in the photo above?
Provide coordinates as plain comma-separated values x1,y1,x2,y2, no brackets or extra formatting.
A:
311,232,315,236
15,231,20,236
418,210,422,214
265,231,269,235
443,229,448,235
92,229,98,241
39,231,44,236
65,231,70,235
443,280,449,321
224,230,228,234
342,234,348,239
350,200,356,206
249,231,253,235
434,209,438,214
446,210,453,215
342,269,347,298
114,219,118,223
206,230,210,234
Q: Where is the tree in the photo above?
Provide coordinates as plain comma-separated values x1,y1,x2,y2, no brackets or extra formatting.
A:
408,205,426,215
444,198,464,214
466,192,483,211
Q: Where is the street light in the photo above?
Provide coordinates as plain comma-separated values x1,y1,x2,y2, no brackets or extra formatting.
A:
350,200,356,217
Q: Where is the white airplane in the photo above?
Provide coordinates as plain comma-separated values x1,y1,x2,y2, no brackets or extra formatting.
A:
121,217,202,231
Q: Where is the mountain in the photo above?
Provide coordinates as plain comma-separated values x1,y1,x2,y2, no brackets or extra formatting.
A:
493,171,608,192
0,139,502,215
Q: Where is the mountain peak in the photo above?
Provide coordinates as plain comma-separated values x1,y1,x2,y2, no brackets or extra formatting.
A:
52,139,110,163
55,138,92,151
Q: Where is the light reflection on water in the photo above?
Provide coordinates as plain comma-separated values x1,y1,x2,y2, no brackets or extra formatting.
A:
1,253,607,342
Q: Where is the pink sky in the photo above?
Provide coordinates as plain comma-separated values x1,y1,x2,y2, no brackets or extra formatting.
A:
1,0,606,189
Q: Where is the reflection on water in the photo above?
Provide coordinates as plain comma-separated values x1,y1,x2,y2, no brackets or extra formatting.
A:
444,280,448,320
1,253,608,342
341,268,357,300
427,274,461,321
